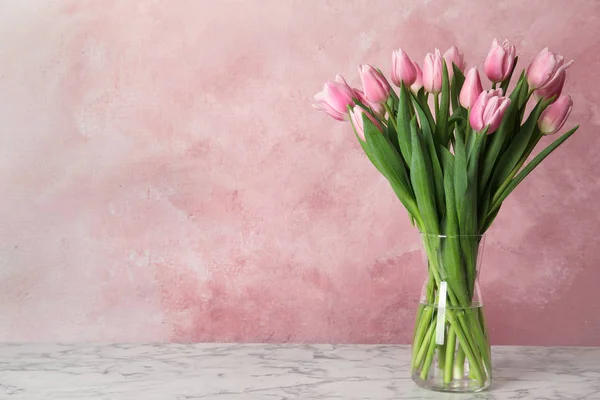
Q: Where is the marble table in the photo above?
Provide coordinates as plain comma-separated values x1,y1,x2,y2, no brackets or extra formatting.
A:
0,344,599,399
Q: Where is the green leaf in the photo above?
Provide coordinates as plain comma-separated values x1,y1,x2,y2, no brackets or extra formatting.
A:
441,152,468,292
515,75,531,127
357,135,384,173
477,188,492,233
435,60,451,146
448,114,466,128
396,83,413,166
412,92,436,138
441,148,457,235
452,108,468,150
362,115,422,227
454,127,468,210
438,147,470,302
421,114,445,216
462,133,486,293
386,117,400,154
489,97,552,194
488,125,579,215
410,120,439,234
411,96,446,216
517,73,531,109
480,206,500,234
450,64,466,112
412,94,434,140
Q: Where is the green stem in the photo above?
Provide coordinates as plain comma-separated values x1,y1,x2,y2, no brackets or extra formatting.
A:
454,343,466,379
420,327,438,380
447,311,484,384
437,343,447,370
466,310,492,373
455,310,485,376
416,238,489,385
444,327,456,383
411,305,434,371
414,319,436,370
434,93,440,120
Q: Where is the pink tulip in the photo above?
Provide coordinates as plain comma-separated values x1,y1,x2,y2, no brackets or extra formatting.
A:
410,62,423,93
538,95,573,135
391,49,418,87
349,105,383,140
526,47,573,90
443,45,466,79
358,64,391,104
533,69,566,102
313,75,356,121
488,88,504,97
353,88,386,117
484,38,516,83
470,89,511,134
422,49,444,94
459,67,484,109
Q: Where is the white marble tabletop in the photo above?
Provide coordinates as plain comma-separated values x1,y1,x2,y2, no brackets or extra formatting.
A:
0,344,599,399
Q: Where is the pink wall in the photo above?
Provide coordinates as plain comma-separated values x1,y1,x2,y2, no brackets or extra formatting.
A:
1,0,599,345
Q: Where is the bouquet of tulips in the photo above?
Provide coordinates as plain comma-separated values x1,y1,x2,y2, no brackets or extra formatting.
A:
314,40,577,386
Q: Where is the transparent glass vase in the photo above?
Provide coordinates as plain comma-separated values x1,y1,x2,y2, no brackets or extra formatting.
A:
411,234,491,393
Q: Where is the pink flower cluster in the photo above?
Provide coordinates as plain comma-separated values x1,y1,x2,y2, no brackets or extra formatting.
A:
314,39,574,137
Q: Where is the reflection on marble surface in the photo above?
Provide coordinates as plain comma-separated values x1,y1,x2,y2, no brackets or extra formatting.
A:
0,344,599,399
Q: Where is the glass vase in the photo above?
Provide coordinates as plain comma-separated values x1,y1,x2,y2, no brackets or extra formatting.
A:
411,234,491,392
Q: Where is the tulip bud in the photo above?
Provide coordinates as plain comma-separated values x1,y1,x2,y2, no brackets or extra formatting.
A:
470,89,511,134
484,38,516,83
422,49,444,94
538,95,573,135
459,67,484,109
313,75,356,121
443,45,466,79
349,105,383,140
526,47,573,90
357,64,391,104
391,49,417,87
533,69,566,102
410,62,423,93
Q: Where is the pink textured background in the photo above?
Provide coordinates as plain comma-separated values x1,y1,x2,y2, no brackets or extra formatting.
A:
1,0,599,345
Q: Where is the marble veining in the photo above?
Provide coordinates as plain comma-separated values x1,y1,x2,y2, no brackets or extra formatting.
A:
0,344,599,399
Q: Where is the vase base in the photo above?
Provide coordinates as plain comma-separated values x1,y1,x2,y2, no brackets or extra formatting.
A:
412,372,490,393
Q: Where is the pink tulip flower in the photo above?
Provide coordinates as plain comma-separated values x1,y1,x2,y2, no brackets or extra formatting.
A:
443,45,466,79
527,47,573,90
484,38,516,83
460,67,484,109
470,89,511,134
533,69,566,102
358,64,391,104
313,75,356,121
538,95,573,135
423,49,444,94
391,49,418,87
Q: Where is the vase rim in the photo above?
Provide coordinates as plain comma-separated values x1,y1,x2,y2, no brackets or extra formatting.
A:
420,233,484,238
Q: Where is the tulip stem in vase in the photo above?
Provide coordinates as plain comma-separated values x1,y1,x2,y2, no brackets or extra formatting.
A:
314,39,579,392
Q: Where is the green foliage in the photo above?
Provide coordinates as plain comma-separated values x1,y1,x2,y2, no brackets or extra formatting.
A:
351,64,577,237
